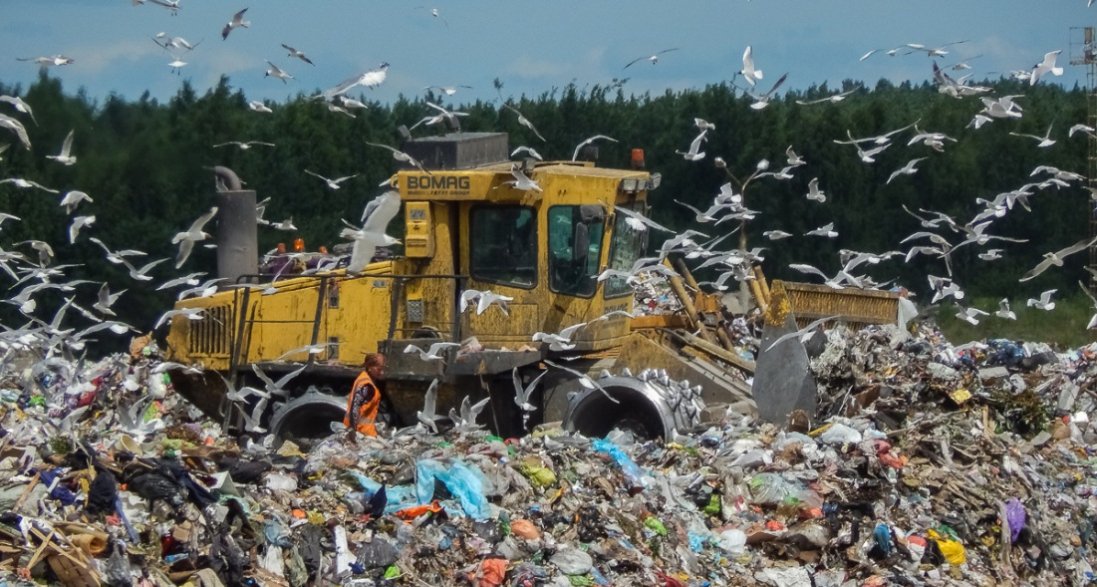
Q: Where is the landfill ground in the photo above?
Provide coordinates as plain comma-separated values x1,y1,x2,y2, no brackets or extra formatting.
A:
1,309,1097,587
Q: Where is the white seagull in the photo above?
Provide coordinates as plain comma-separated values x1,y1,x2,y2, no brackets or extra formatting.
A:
1079,281,1097,329
0,114,32,150
624,48,680,69
500,164,542,193
404,341,460,361
319,63,390,100
512,367,547,416
804,222,838,239
459,289,514,316
1030,50,1064,85
746,73,788,110
995,298,1016,320
172,206,219,268
264,61,294,84
365,141,429,174
676,130,707,161
1026,289,1057,311
795,87,859,105
739,45,764,86
46,129,76,165
805,177,826,203
68,215,94,244
0,177,58,193
0,95,37,125
305,169,358,190
1020,236,1097,282
954,305,989,326
503,104,547,142
59,190,92,214
1009,124,1056,148
532,322,588,351
213,140,275,150
281,43,314,65
222,8,250,41
417,379,442,434
511,146,543,161
346,190,401,273
572,134,618,161
886,157,927,184
248,101,273,113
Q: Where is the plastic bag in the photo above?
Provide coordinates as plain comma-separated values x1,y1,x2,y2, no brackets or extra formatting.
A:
748,473,823,509
816,422,862,445
416,459,491,520
927,529,965,565
550,547,593,575
1005,498,1026,543
717,529,747,554
592,438,646,488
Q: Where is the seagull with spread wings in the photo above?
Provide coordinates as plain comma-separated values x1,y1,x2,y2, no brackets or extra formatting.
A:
264,61,294,84
572,134,617,161
281,43,314,65
46,129,76,165
345,190,401,272
503,103,547,142
221,8,250,40
624,48,680,69
365,141,429,174
1020,236,1097,282
172,207,218,269
304,169,358,190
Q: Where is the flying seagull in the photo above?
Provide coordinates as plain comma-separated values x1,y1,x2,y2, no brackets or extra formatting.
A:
281,43,314,65
624,48,680,69
1030,50,1064,85
572,134,617,161
503,103,546,142
304,169,358,190
46,129,76,165
222,8,250,41
365,141,429,174
739,45,764,86
172,207,219,268
1019,236,1097,282
264,61,293,83
1009,124,1056,148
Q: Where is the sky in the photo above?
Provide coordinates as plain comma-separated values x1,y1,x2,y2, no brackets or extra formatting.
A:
0,1,1093,107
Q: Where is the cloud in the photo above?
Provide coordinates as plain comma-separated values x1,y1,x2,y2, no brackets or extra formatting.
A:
504,47,608,81
70,38,164,75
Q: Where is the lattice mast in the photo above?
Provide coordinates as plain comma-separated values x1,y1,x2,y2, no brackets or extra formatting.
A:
1070,26,1097,289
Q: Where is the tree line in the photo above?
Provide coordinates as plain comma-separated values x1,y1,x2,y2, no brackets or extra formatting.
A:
0,71,1088,337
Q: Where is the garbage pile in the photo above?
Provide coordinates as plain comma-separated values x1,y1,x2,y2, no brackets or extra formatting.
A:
1,322,1097,586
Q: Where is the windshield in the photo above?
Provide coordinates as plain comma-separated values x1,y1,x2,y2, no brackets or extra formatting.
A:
604,206,649,298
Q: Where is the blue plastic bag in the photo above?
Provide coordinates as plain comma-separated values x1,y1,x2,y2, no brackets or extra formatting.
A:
592,439,646,487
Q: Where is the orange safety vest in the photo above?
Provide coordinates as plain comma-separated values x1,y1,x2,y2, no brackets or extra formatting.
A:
344,371,381,436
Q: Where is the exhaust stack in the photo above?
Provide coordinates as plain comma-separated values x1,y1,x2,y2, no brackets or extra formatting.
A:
212,166,258,286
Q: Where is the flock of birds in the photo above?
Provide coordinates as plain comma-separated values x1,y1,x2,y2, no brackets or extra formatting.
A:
2,3,1097,439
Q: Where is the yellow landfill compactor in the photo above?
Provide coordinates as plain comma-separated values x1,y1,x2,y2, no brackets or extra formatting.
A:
164,132,893,442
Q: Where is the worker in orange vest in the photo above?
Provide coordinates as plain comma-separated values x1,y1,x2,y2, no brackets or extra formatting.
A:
344,353,385,438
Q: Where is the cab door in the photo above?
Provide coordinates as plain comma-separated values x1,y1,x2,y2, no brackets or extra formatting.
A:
461,202,542,346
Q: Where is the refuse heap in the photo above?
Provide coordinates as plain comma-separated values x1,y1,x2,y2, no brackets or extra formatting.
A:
1,322,1096,586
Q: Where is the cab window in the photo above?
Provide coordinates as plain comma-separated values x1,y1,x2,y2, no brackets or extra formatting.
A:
470,205,536,289
548,205,604,297
604,207,649,299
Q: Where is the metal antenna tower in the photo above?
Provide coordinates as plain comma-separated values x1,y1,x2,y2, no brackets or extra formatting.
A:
1070,26,1097,290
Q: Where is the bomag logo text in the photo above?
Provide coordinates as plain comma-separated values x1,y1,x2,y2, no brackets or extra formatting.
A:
407,175,470,190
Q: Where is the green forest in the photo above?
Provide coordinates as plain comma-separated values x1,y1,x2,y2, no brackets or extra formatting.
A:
0,71,1090,337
